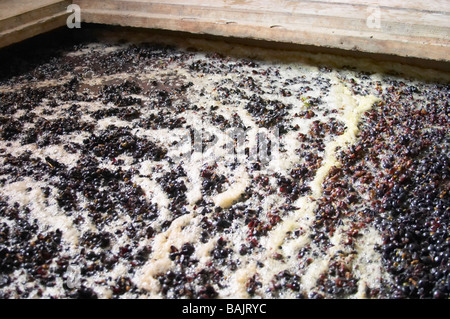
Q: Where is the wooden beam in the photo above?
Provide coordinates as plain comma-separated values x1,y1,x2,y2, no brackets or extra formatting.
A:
0,0,70,49
72,0,450,62
0,0,448,62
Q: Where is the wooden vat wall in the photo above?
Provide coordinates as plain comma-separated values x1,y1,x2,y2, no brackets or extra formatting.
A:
0,0,449,63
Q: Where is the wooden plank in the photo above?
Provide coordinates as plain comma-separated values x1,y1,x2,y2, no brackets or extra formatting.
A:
0,12,69,49
73,0,450,62
0,0,448,62
0,0,70,49
288,0,449,13
0,0,66,20
0,0,70,32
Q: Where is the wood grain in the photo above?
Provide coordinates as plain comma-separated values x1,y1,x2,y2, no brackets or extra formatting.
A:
0,0,70,49
73,0,450,61
0,0,449,62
